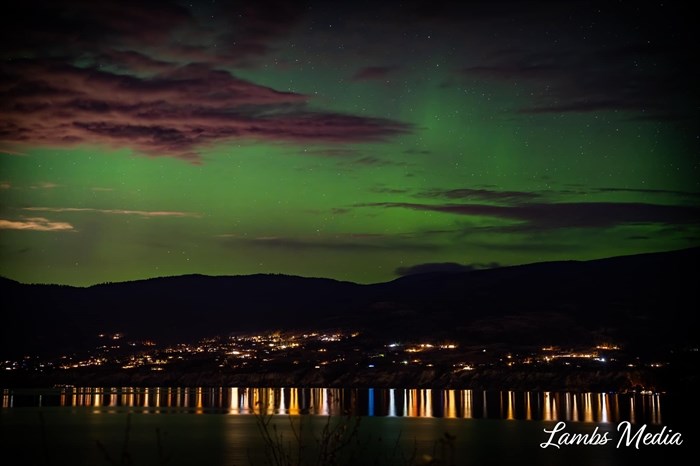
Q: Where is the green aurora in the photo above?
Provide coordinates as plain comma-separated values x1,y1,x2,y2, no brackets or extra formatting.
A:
1,1,698,285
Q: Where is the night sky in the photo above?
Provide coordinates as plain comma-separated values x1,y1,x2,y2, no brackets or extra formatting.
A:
1,0,698,286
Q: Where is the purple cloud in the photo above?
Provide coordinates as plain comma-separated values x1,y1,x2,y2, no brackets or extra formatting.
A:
0,1,410,161
0,61,410,161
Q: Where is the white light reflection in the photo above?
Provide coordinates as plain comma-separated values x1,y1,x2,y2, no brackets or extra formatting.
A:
388,389,396,417
601,393,609,423
279,388,286,414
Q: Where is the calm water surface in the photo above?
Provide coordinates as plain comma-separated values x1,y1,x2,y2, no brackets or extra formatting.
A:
0,387,694,466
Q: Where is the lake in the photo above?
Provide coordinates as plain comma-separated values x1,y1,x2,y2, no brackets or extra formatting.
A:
0,387,694,465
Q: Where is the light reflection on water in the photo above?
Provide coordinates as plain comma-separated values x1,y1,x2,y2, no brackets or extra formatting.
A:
2,386,665,424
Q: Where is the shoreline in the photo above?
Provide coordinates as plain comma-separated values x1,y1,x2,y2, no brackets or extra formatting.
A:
2,365,692,393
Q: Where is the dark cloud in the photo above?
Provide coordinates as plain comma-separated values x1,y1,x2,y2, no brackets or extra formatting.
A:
395,0,533,24
403,149,431,155
343,156,412,168
0,1,410,161
1,0,307,67
359,201,700,232
308,156,414,172
476,241,581,253
459,62,556,81
395,261,500,276
451,4,698,119
2,0,192,59
416,186,700,203
301,148,362,158
459,49,687,117
371,186,410,194
351,66,400,81
416,188,540,203
221,234,439,252
369,182,699,213
595,187,700,199
91,50,175,74
213,1,310,66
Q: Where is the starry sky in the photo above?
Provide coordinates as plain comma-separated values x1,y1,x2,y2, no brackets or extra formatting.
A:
1,0,698,286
